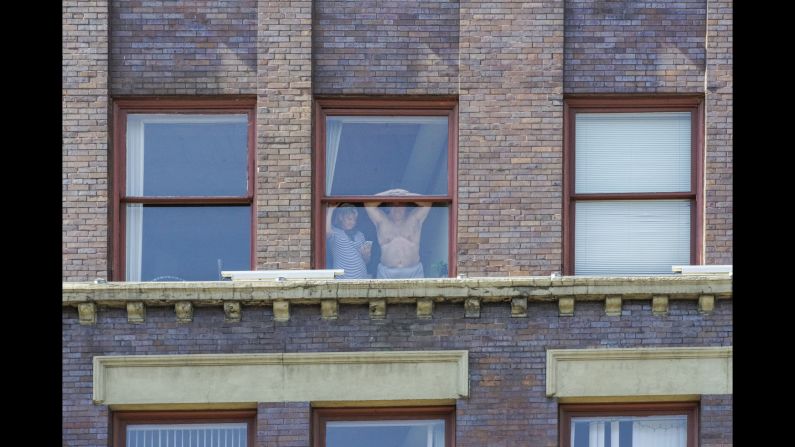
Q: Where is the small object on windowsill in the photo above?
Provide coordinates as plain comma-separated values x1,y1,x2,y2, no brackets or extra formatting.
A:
221,269,344,281
93,278,107,284
550,272,561,279
671,265,732,276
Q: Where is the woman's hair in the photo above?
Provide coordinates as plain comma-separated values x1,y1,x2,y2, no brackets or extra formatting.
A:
335,203,358,222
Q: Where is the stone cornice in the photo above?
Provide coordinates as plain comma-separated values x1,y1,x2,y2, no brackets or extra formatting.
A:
63,276,731,323
64,276,731,306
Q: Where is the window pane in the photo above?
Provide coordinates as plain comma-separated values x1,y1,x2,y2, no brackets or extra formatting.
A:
126,205,250,281
327,420,445,447
570,415,687,447
575,200,690,275
325,204,449,278
127,423,247,447
326,116,449,196
127,114,248,197
575,112,691,193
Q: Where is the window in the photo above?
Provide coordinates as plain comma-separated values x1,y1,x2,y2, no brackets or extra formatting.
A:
113,98,255,281
313,407,454,447
314,99,457,279
564,97,703,275
560,403,698,447
113,410,256,447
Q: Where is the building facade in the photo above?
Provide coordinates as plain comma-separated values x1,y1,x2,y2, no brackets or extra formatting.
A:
63,0,732,446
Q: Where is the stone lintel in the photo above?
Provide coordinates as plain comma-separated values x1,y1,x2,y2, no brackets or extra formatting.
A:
605,295,622,316
652,295,669,316
511,297,527,317
224,302,241,323
127,302,145,324
321,300,338,320
369,299,386,319
175,301,193,323
558,297,574,316
273,301,290,322
699,295,715,314
78,302,96,325
464,298,480,318
417,298,433,319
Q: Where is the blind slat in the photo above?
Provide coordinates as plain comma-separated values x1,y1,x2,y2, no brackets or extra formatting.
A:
575,112,691,193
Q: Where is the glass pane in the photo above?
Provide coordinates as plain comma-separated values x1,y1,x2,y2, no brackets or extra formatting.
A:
327,419,445,447
575,200,690,275
571,415,687,447
325,203,449,279
126,205,250,281
127,423,248,447
575,112,691,193
127,114,249,197
326,116,448,196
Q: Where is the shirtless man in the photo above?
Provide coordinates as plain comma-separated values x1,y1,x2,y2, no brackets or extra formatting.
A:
364,188,431,279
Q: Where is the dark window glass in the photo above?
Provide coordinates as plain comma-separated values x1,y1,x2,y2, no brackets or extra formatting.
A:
325,116,448,196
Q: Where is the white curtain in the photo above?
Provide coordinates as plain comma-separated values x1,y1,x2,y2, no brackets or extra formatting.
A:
325,119,343,194
632,418,687,447
125,116,145,282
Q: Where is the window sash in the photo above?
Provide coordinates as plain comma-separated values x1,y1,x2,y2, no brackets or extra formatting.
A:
315,100,457,277
574,112,692,194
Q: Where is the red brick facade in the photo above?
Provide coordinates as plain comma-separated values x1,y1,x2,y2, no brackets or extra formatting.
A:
63,300,732,446
62,0,731,281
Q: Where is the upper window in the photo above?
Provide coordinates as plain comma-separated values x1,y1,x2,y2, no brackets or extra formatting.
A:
564,97,703,275
314,99,457,279
559,403,698,447
113,410,255,447
313,407,454,447
113,99,255,281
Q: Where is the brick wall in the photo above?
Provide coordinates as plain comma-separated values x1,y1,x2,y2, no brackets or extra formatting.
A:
63,0,110,282
458,0,565,276
704,0,732,265
256,1,314,270
257,402,311,447
63,300,732,445
313,0,459,95
564,0,706,93
700,394,733,447
110,0,257,95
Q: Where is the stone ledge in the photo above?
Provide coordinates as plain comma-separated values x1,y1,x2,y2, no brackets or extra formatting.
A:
63,275,732,306
63,276,732,323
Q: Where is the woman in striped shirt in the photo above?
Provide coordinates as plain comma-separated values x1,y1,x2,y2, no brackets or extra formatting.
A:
326,203,372,279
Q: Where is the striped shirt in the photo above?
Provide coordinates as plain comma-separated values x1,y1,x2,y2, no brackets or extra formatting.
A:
328,226,370,279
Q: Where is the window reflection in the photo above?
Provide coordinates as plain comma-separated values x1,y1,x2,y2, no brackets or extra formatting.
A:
326,116,448,196
326,204,449,279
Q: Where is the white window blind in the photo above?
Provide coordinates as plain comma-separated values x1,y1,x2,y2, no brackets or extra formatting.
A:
575,112,691,194
571,415,687,447
575,200,691,275
126,423,247,447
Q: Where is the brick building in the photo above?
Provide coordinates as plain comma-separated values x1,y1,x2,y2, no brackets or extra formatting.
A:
63,0,732,446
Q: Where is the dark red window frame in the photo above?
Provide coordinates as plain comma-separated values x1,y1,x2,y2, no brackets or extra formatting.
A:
313,98,459,277
559,402,699,447
111,97,257,281
312,406,456,447
112,409,257,447
562,96,704,275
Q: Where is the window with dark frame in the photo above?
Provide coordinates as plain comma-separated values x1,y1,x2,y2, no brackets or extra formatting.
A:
113,98,256,282
559,402,698,447
563,97,703,275
314,99,458,279
313,407,455,447
112,410,256,447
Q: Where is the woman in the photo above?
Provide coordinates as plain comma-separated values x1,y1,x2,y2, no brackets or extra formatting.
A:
326,203,372,279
